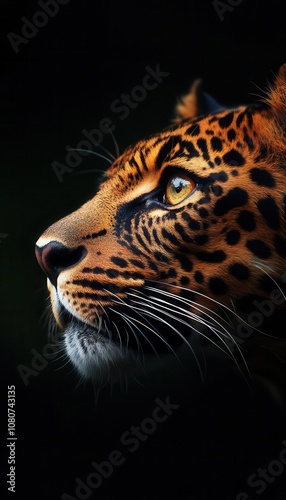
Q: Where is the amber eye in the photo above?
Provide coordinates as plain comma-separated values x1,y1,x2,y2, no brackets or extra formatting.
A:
165,173,195,206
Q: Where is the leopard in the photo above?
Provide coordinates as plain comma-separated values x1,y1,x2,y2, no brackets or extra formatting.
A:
35,65,286,396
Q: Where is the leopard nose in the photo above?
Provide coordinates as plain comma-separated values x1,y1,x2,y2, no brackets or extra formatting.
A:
35,241,87,287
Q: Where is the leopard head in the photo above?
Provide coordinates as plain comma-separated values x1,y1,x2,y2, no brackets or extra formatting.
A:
35,65,286,380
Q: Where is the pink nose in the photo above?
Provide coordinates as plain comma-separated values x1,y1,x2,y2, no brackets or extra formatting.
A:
35,241,87,286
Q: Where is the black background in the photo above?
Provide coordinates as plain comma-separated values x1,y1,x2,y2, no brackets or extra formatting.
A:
1,1,286,499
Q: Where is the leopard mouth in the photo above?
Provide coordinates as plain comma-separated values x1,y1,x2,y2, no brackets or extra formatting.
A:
52,283,194,378
64,320,131,379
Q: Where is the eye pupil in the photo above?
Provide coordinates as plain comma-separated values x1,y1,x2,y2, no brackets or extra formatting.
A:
165,173,195,206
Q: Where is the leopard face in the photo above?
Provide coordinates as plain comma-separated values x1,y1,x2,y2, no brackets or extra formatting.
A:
35,65,286,380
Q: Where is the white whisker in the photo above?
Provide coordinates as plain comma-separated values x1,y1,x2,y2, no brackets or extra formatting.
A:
68,148,113,164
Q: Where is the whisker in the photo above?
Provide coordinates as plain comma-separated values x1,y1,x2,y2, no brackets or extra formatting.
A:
254,263,286,302
145,280,270,339
130,294,251,381
105,288,181,360
122,298,205,379
110,307,157,355
106,126,120,158
130,288,234,337
67,147,113,164
141,285,236,338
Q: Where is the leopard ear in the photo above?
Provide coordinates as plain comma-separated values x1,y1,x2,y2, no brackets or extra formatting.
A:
265,63,286,124
174,79,224,123
259,64,286,153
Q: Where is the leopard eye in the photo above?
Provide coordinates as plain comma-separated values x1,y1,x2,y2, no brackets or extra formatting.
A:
165,173,196,206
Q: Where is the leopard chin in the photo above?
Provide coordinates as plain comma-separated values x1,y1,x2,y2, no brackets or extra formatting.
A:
63,320,132,379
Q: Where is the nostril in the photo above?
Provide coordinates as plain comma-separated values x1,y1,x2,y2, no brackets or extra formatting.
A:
35,241,87,286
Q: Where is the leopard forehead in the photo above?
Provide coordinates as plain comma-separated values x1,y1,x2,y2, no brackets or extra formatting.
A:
103,106,264,197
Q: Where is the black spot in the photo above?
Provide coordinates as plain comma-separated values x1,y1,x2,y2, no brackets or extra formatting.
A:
152,228,161,245
243,127,254,151
254,145,268,163
194,271,204,283
174,223,193,243
122,270,144,280
197,138,209,161
139,149,149,172
182,212,200,230
156,135,181,169
110,256,128,268
185,141,201,159
82,266,105,274
274,235,286,258
236,111,246,128
257,196,280,229
225,230,240,245
129,259,145,269
208,277,228,294
214,188,248,216
211,137,223,152
142,226,152,243
209,116,218,124
219,111,234,128
246,111,253,128
82,228,107,240
246,240,272,259
175,253,193,272
180,276,190,286
236,210,256,231
211,185,223,196
214,156,222,165
168,268,177,278
229,263,249,280
168,211,177,220
231,170,238,177
106,268,120,279
250,168,275,188
186,123,200,136
194,234,209,245
196,250,226,263
135,232,150,252
227,128,236,141
148,260,159,272
161,227,180,245
198,207,209,218
123,234,133,243
154,251,170,263
222,149,245,166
